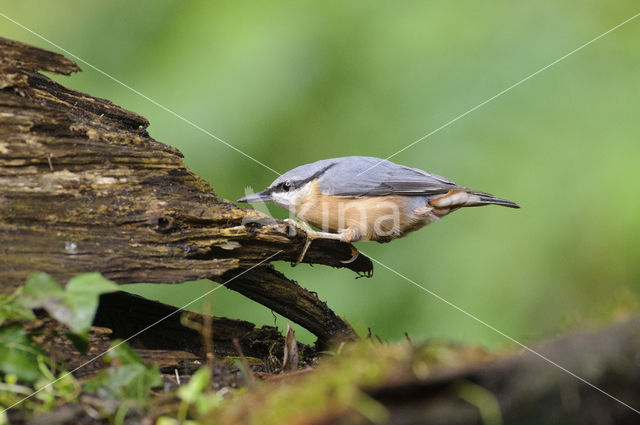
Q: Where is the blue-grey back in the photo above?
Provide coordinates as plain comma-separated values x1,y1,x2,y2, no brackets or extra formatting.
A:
310,156,461,197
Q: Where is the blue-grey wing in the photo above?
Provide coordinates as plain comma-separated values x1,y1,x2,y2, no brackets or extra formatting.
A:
317,157,462,197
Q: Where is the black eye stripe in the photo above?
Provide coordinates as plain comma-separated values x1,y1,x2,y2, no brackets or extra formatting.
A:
271,162,336,194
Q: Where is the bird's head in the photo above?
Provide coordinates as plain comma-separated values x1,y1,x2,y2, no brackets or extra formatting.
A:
237,160,336,210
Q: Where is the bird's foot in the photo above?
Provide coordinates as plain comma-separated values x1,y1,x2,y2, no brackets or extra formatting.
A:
283,219,361,266
340,244,360,264
284,219,317,266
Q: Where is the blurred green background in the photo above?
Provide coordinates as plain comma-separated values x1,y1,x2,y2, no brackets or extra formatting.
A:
3,1,639,346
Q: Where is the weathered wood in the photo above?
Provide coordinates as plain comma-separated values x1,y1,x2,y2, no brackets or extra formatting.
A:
0,36,366,344
362,317,640,425
208,316,640,425
29,292,296,379
223,267,357,347
94,291,283,358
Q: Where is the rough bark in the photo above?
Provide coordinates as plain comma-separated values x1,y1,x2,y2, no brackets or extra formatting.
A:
0,36,366,345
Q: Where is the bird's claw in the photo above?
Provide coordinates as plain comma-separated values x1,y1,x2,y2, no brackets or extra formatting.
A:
283,218,359,267
292,238,313,267
284,219,315,267
340,244,360,264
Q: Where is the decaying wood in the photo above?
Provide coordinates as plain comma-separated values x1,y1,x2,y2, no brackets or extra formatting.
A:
94,291,312,362
29,292,299,380
210,316,640,425
0,36,366,345
361,316,640,425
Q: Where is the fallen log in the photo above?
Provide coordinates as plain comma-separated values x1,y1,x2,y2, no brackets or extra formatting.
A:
0,36,368,346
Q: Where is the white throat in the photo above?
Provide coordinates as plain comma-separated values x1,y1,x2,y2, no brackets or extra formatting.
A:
270,182,314,213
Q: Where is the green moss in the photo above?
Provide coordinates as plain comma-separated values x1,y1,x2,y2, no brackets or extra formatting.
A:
202,340,494,425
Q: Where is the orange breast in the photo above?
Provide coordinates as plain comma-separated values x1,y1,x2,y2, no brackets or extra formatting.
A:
290,181,435,242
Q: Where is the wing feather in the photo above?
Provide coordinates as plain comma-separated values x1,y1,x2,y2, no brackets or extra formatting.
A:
317,157,462,198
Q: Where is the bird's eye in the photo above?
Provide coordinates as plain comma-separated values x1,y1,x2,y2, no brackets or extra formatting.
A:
282,181,292,191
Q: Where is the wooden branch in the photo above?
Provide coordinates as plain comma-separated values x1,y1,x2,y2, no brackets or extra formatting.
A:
362,317,640,424
0,36,365,345
222,267,357,347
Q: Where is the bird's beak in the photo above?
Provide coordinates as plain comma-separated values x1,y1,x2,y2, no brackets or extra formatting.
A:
237,190,272,203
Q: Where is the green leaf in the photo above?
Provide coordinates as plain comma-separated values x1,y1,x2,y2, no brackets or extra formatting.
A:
0,324,45,383
0,292,35,327
84,341,162,402
177,367,224,414
18,272,117,348
177,367,210,404
64,330,89,354
64,273,119,332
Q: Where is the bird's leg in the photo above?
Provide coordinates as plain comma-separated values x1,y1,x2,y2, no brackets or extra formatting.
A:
284,219,360,266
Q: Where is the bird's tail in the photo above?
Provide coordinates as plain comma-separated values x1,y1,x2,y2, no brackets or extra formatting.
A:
429,190,520,209
466,191,520,208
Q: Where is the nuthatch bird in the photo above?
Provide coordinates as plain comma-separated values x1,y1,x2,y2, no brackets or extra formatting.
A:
238,156,519,265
